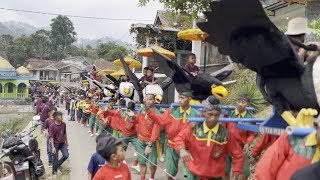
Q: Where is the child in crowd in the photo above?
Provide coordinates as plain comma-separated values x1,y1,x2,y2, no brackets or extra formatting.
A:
43,106,57,167
49,111,69,175
93,135,131,180
184,53,200,76
144,68,158,85
88,134,107,180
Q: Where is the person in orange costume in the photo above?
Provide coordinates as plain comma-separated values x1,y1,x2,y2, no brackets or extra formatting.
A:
254,116,320,180
249,134,278,162
146,89,201,179
174,97,245,180
224,94,255,180
126,94,161,180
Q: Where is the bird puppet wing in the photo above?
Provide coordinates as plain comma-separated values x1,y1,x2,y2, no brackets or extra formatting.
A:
119,57,144,103
197,0,305,78
152,49,192,92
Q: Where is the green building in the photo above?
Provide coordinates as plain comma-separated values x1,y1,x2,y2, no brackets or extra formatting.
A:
0,57,34,98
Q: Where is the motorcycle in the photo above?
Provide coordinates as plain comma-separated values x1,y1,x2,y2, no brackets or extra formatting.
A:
0,116,45,180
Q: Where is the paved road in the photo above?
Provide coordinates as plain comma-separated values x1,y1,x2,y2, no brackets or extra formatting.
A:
63,108,185,180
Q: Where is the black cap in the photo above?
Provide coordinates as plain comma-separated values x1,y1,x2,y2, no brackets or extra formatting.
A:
96,135,124,160
109,98,116,103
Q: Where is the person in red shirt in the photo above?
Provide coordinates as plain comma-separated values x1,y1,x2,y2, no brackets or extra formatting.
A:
224,94,255,180
249,134,278,163
254,118,320,180
127,94,161,180
175,97,245,179
89,96,101,137
147,89,201,179
93,135,131,180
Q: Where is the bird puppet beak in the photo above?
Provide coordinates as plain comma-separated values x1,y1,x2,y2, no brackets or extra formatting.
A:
155,95,163,104
211,85,228,99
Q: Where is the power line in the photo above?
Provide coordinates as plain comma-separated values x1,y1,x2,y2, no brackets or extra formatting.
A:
0,7,154,22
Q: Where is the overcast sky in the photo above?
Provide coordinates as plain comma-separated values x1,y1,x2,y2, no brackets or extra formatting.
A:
0,0,164,43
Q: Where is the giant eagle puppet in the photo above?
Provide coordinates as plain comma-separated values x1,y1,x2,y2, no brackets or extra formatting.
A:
197,0,320,126
152,49,229,102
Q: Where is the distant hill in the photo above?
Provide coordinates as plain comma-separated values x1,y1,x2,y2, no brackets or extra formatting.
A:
0,21,38,37
75,36,136,51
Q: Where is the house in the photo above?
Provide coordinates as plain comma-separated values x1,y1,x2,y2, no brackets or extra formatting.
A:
24,58,84,83
0,57,33,99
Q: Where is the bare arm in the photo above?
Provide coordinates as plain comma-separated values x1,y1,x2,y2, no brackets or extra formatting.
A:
88,171,92,180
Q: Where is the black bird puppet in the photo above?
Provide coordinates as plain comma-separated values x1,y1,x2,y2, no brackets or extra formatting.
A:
197,0,320,126
119,57,173,103
152,49,228,103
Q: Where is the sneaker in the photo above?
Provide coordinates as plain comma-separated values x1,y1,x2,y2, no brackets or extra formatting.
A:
134,152,137,157
48,163,52,168
90,133,94,137
149,178,154,180
159,157,165,162
81,124,84,127
131,164,140,172
88,130,91,133
95,133,99,136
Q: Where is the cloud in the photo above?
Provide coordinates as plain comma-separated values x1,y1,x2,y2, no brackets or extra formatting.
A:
0,0,164,42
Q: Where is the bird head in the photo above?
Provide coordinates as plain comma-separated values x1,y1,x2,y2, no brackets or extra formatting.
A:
211,84,228,99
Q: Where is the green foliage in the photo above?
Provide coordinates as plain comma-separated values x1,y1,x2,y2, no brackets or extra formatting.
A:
50,15,77,60
0,113,33,140
309,19,320,40
97,42,129,61
139,0,210,17
30,29,51,59
8,35,33,66
222,69,266,113
162,11,193,30
0,34,14,58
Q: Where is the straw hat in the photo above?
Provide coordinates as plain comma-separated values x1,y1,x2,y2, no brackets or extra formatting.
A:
285,17,312,35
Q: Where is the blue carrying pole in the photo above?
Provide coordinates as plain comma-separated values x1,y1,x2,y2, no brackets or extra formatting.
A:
286,126,315,136
189,117,265,123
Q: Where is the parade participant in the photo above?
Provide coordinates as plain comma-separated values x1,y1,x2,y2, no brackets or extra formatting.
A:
249,134,278,163
100,101,139,170
82,96,92,128
112,99,126,138
140,67,149,88
147,88,201,179
224,94,255,180
89,96,101,137
93,135,131,180
69,96,76,121
127,94,161,180
255,115,320,180
49,111,69,175
98,98,116,135
87,134,107,180
65,93,71,115
40,96,51,132
175,96,245,179
184,53,200,76
144,68,158,85
43,106,57,167
76,95,85,123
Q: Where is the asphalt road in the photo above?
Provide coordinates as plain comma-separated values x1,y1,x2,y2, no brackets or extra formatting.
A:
63,108,185,180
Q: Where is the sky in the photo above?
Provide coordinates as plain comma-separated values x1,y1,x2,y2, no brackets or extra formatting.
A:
0,0,164,43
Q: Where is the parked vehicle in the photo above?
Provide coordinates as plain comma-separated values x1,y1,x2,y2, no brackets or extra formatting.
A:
0,116,45,180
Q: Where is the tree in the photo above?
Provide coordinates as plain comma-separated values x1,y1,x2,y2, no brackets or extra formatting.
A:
0,34,14,58
30,29,51,59
8,35,32,66
50,15,77,60
306,1,320,41
139,0,210,17
96,42,129,61
104,46,128,61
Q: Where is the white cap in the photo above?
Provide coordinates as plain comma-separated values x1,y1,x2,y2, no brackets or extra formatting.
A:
285,17,312,35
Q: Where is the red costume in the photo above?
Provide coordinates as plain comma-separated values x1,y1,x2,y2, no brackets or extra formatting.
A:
251,134,278,157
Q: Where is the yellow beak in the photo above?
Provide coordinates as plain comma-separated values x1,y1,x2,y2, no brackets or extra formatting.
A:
211,85,228,99
155,95,162,104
